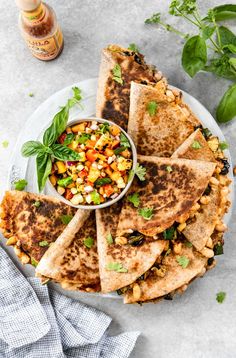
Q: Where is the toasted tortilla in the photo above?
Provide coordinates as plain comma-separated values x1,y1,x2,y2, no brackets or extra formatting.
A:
0,191,76,263
116,155,216,237
124,246,207,303
36,210,100,292
127,81,200,156
171,128,216,162
96,44,162,130
96,202,165,293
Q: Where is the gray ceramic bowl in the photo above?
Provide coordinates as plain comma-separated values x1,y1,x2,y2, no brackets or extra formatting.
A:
47,117,137,209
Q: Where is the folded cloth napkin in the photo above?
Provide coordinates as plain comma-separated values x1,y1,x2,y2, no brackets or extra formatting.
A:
0,245,140,358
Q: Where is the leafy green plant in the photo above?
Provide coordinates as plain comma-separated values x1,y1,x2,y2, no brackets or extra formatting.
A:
21,87,83,192
145,1,236,123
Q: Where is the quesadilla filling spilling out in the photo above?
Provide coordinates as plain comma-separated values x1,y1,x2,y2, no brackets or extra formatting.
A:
0,44,232,304
49,120,133,206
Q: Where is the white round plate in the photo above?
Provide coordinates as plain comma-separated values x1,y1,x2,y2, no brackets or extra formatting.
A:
6,77,234,300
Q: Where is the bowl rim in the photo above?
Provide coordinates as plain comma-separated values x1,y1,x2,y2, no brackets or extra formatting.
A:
46,117,137,209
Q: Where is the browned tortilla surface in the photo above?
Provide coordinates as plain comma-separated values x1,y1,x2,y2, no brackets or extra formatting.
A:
116,155,216,237
0,191,76,262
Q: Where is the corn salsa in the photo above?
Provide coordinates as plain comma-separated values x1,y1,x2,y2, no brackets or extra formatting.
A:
49,120,133,205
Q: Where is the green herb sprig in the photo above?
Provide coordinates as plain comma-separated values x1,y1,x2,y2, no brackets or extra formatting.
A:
145,2,236,123
21,87,83,192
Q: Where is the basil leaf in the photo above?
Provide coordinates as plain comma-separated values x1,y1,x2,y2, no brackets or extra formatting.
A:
36,153,52,192
202,25,215,40
77,133,91,144
216,83,236,123
210,4,236,21
63,133,75,145
182,35,207,77
94,178,112,187
145,12,161,24
219,26,236,50
21,141,46,157
51,144,81,161
57,177,73,187
43,105,70,147
204,54,236,81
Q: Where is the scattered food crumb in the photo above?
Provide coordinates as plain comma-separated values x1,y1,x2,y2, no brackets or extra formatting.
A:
2,140,9,148
29,93,34,97
233,166,236,176
216,291,226,304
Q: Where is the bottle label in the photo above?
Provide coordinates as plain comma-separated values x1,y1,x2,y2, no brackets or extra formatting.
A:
23,26,63,60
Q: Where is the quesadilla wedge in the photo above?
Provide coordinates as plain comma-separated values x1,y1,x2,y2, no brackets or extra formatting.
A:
36,210,100,292
116,155,216,238
96,44,163,130
172,128,231,251
124,244,207,304
127,81,200,156
96,202,165,293
0,191,76,265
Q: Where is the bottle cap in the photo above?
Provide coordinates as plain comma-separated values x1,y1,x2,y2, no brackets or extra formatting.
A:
15,0,41,11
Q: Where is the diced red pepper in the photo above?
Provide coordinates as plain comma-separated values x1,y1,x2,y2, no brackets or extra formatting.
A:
103,184,114,197
86,149,98,163
64,188,73,200
58,133,67,144
78,168,88,179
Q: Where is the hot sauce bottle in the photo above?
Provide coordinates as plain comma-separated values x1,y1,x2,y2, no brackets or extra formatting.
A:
16,0,64,61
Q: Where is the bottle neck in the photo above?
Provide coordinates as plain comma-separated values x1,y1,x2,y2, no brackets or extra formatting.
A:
22,2,45,24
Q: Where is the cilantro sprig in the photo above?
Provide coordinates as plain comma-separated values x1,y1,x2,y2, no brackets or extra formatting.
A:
147,101,158,116
176,255,190,269
106,262,128,273
145,2,236,123
216,291,226,303
138,207,154,220
127,193,140,208
112,64,123,85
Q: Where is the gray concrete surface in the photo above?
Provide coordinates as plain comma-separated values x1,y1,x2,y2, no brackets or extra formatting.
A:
0,1,236,357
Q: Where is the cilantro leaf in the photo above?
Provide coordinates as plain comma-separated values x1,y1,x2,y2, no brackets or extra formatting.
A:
60,215,73,225
219,141,229,150
33,201,41,208
39,240,49,247
135,163,146,181
31,257,38,267
106,262,128,273
106,233,113,244
216,291,226,304
120,133,131,148
14,179,28,191
84,237,94,249
166,165,173,173
127,193,140,208
163,227,177,240
128,43,140,53
2,140,9,148
176,255,190,269
191,140,202,149
112,64,123,85
147,101,158,116
138,207,154,220
91,191,101,205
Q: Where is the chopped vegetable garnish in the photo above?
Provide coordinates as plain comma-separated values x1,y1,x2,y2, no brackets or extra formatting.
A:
127,193,140,208
216,291,226,304
185,241,193,248
128,169,135,182
106,262,128,273
14,179,28,191
31,257,38,267
33,201,41,208
60,215,73,225
202,127,212,139
2,140,9,148
39,240,49,247
191,140,202,149
106,233,113,245
112,64,123,85
214,243,224,255
138,207,154,220
84,237,94,249
29,93,34,97
128,43,140,52
50,120,133,205
135,163,146,181
147,101,158,116
166,165,173,173
163,226,176,240
176,255,190,269
219,141,229,150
